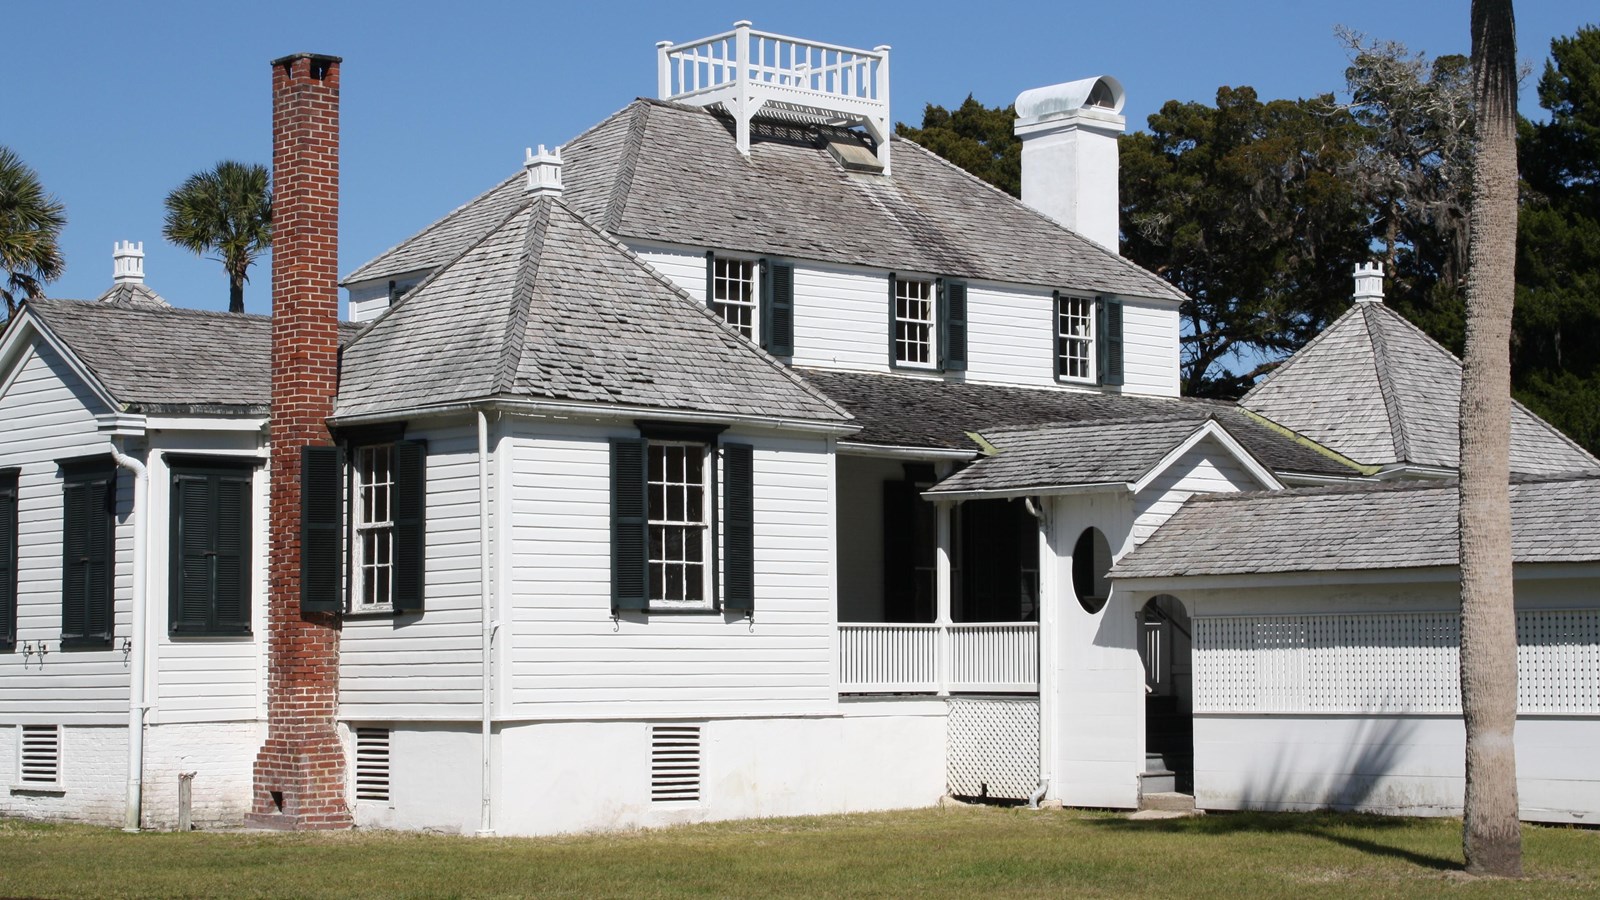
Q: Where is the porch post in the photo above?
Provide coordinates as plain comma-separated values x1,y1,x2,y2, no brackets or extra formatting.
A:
935,500,954,696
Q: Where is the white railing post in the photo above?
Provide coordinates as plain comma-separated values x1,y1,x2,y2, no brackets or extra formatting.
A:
656,40,673,99
873,44,892,174
935,502,953,696
733,21,752,157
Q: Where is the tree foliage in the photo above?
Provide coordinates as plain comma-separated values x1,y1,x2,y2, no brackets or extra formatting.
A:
162,161,272,314
0,145,67,320
896,96,1021,198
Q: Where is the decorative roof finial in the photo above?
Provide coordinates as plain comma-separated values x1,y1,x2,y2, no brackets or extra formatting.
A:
524,145,563,198
113,241,145,285
1353,262,1385,304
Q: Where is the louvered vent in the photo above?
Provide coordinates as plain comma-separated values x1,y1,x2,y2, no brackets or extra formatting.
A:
650,724,701,803
20,725,61,785
354,727,391,802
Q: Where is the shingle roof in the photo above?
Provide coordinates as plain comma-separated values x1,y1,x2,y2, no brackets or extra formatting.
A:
335,196,850,424
346,100,1185,304
23,298,361,415
1111,474,1600,579
1240,301,1600,476
795,368,1361,478
926,418,1259,495
93,282,171,309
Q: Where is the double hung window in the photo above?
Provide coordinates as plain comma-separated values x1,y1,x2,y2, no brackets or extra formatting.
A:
710,258,758,341
888,274,966,372
705,253,794,356
298,440,426,616
353,445,395,611
893,277,936,366
646,443,708,608
1057,295,1096,381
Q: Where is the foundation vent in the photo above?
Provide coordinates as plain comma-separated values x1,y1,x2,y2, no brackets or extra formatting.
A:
20,725,61,785
354,727,391,802
649,724,701,803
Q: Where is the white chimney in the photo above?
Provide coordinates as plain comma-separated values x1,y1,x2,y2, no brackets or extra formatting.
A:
1013,76,1126,252
524,145,563,197
1353,262,1385,303
112,240,145,284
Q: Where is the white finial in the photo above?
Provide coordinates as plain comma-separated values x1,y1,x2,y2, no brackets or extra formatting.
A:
523,144,563,198
113,240,145,285
1353,262,1385,304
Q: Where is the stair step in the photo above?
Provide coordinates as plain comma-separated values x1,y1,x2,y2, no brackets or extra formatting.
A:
1140,791,1196,813
1139,770,1176,793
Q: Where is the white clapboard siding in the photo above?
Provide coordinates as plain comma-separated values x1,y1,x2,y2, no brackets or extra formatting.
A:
0,343,134,723
340,424,485,720
1131,437,1263,546
631,246,709,305
790,262,893,372
507,421,836,720
1120,299,1182,397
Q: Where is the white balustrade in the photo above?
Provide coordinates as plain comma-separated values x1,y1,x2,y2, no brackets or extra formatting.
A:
838,622,1038,695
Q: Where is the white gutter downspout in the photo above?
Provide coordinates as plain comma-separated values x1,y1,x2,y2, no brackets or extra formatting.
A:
1023,496,1052,809
476,409,496,836
109,440,148,832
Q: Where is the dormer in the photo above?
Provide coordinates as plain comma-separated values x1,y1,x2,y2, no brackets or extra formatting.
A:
656,21,892,174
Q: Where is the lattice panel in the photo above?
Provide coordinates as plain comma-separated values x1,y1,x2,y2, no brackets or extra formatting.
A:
1195,609,1600,715
947,697,1039,800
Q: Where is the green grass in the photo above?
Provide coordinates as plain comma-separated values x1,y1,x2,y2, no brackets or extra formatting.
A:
2,806,1597,898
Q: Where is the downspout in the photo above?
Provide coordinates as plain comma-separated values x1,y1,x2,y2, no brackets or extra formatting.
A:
1023,496,1051,810
476,409,496,835
109,439,148,832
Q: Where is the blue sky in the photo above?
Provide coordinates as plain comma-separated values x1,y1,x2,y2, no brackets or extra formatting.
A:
4,1,1594,314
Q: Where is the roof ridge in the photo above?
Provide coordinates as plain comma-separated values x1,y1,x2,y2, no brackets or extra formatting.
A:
343,171,523,285
496,201,550,394
889,133,1187,304
601,102,651,233
1362,304,1411,463
549,200,853,422
341,197,540,355
28,296,271,324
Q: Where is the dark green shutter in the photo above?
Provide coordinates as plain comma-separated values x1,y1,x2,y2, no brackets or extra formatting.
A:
212,473,251,632
722,443,754,613
886,272,898,364
300,446,344,614
170,474,213,634
760,260,795,357
391,440,427,615
62,466,114,646
704,251,716,311
940,279,968,371
610,438,649,612
1098,296,1124,386
0,471,17,648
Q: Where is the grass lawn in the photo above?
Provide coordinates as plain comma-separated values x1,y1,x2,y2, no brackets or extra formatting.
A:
2,805,1597,898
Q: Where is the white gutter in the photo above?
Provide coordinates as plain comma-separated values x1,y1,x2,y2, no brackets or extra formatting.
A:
836,442,978,461
330,397,859,438
476,409,496,836
109,440,149,833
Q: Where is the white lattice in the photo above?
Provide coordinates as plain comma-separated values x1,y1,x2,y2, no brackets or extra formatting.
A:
1195,608,1600,715
946,697,1039,800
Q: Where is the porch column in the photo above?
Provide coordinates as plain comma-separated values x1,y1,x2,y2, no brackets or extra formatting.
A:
935,501,954,696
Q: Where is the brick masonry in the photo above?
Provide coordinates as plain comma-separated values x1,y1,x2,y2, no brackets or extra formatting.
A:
247,52,353,830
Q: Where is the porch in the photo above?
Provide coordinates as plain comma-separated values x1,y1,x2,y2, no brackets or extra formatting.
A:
839,622,1039,694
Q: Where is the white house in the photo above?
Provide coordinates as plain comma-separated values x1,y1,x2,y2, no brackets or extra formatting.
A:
0,23,1596,835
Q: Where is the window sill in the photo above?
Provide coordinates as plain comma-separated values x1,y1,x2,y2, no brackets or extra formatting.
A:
167,632,254,642
10,784,66,796
344,606,399,619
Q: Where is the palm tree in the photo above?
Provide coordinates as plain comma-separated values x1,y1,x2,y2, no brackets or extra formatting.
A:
1459,0,1521,878
162,161,271,314
0,145,67,319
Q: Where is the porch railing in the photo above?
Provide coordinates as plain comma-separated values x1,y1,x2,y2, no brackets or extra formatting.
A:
839,622,1039,695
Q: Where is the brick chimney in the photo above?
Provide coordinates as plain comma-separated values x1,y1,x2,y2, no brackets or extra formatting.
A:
248,52,352,830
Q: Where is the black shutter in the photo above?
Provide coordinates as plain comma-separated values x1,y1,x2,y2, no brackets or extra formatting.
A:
1098,296,1125,386
300,446,344,614
886,272,898,364
0,471,17,649
760,260,795,357
391,440,427,615
704,251,716,311
882,480,915,622
611,438,649,612
213,473,251,632
722,443,754,613
170,473,213,634
940,279,968,372
170,466,253,636
62,465,114,647
1052,291,1063,379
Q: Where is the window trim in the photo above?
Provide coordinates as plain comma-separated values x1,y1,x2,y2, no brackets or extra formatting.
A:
645,440,714,611
1055,291,1098,385
889,273,939,371
705,252,760,344
350,443,397,614
58,455,116,650
167,458,257,638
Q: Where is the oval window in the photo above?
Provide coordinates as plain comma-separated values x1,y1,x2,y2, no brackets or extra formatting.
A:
1072,527,1113,614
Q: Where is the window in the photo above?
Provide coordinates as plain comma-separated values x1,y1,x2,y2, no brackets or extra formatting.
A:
1072,527,1113,614
353,445,395,610
1057,295,1095,381
1055,293,1124,386
893,276,936,366
647,442,709,608
610,429,754,615
169,461,253,636
60,458,115,648
709,257,758,341
0,469,16,650
298,441,426,617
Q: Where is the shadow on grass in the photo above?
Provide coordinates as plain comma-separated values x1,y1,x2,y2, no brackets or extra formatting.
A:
1088,809,1460,872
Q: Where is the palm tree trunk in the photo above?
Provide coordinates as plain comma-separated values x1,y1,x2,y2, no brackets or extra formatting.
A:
229,274,245,314
1459,0,1521,878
